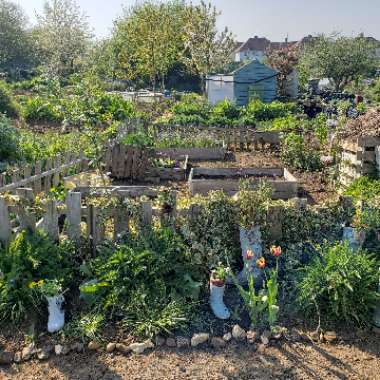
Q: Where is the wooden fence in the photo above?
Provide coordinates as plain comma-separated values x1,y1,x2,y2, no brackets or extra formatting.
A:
0,152,89,194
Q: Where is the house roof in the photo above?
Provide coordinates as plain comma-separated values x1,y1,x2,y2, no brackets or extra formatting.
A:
236,36,298,53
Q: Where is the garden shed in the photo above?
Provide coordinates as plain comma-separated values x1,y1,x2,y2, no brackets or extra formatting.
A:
206,59,278,106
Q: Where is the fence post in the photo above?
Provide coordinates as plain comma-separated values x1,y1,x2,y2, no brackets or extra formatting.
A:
141,201,152,227
34,161,42,193
0,197,11,246
44,158,52,193
41,199,59,241
114,207,130,240
53,155,61,187
16,188,36,233
66,191,82,243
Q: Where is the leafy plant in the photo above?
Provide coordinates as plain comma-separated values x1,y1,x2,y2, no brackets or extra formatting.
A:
0,231,78,324
344,177,380,201
22,96,63,124
0,115,20,163
280,132,322,171
80,227,201,338
0,81,19,118
297,242,380,327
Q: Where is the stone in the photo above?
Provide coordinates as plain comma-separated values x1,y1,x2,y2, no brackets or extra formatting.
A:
71,342,84,353
88,341,101,350
22,343,36,361
166,338,177,347
223,332,232,342
288,327,302,342
0,351,14,365
36,347,50,360
116,343,131,355
247,330,258,344
191,333,210,347
106,343,116,353
260,330,271,346
128,340,154,354
210,337,226,349
232,325,246,341
176,336,190,349
13,352,22,363
323,331,337,343
155,335,166,347
54,344,65,356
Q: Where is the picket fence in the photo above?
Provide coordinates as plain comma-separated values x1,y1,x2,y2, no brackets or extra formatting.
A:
0,152,89,194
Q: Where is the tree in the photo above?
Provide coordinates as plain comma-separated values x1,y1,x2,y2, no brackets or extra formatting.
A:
183,1,235,93
298,34,379,91
34,0,92,79
0,0,37,76
113,1,186,90
266,44,299,97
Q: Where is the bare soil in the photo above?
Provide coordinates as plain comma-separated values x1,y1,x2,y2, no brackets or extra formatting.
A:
1,331,380,380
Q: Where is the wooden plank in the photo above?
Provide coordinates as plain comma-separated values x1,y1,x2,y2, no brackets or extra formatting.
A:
40,200,59,241
124,146,134,179
141,201,152,226
53,156,61,187
114,208,130,240
0,197,11,246
34,161,42,193
66,191,82,243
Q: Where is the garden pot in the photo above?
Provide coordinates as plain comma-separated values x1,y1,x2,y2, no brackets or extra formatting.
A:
237,226,262,284
209,281,230,320
47,294,65,333
342,227,365,250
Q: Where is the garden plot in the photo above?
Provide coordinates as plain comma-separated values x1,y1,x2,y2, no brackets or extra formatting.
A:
188,167,299,199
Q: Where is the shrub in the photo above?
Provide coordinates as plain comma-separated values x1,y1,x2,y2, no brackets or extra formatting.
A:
0,115,20,163
344,177,380,202
280,132,322,171
80,227,201,337
22,96,63,124
182,191,240,272
209,99,241,126
0,81,19,118
0,231,77,324
245,99,297,121
297,242,379,326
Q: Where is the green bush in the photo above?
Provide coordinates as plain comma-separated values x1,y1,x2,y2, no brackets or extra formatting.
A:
245,99,297,121
297,242,379,326
171,93,210,118
0,81,19,118
280,132,322,171
0,115,20,163
80,227,201,337
0,231,77,324
209,99,241,126
344,177,380,202
22,96,63,124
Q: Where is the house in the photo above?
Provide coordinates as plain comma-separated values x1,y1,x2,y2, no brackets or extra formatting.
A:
234,36,297,63
206,60,278,106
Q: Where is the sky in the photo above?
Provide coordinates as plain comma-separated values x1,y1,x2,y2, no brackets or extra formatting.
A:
15,0,380,41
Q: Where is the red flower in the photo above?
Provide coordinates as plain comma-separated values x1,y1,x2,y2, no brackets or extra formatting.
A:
270,246,282,257
246,249,254,260
256,257,266,269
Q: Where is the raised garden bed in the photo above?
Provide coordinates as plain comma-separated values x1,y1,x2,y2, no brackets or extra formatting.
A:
155,147,226,161
188,167,299,199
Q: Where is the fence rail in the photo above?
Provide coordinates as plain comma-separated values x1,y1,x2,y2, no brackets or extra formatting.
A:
0,152,89,194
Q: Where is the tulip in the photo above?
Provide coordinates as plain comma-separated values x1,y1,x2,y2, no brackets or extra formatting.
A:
256,257,266,269
270,246,282,257
246,249,254,260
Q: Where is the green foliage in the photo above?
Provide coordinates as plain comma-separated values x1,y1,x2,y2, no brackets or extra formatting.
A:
245,99,298,122
0,231,78,324
80,227,201,338
238,181,273,229
280,132,322,171
0,81,19,117
0,115,20,163
297,242,379,326
298,34,378,91
209,99,241,126
182,191,239,272
344,177,380,201
22,95,63,123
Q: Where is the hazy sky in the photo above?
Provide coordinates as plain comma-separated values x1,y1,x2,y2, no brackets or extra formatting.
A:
15,0,380,41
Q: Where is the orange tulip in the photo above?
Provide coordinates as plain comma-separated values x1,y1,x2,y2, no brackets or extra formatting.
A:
270,246,282,257
256,257,266,269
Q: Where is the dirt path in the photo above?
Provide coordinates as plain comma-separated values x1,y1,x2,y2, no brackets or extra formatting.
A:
2,336,379,380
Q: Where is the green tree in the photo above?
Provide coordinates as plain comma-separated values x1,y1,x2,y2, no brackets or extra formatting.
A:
183,1,235,93
34,0,92,79
113,1,186,90
298,34,378,91
0,0,37,77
